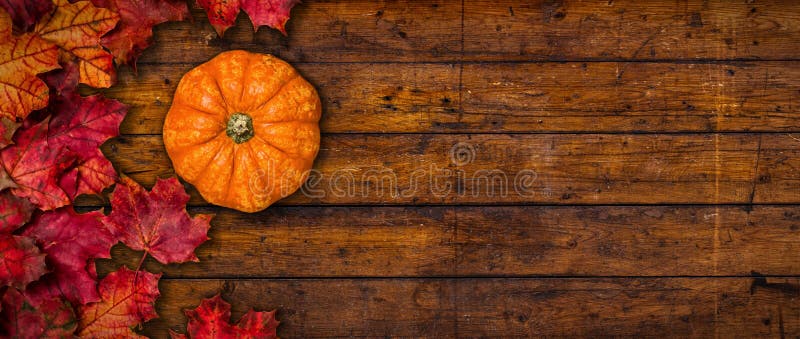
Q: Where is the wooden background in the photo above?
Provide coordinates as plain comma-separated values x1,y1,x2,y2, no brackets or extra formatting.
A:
82,0,800,337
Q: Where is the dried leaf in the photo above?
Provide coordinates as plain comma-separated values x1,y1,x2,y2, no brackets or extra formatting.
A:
22,207,116,305
103,176,211,264
77,266,160,338
91,0,189,68
197,0,299,36
169,294,279,339
0,235,47,289
0,117,76,210
0,0,53,30
34,0,120,88
0,190,34,233
0,8,59,121
0,288,76,338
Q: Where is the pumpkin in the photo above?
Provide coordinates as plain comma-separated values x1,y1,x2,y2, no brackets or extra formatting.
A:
163,50,321,212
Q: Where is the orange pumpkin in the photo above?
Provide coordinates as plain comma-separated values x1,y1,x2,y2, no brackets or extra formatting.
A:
163,50,321,212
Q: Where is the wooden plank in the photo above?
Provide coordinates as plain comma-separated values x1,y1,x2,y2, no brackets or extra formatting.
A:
108,62,461,135
753,134,800,203
96,205,800,278
82,133,778,206
141,277,800,337
135,1,800,65
106,61,800,134
464,0,800,61
460,62,800,133
137,1,462,65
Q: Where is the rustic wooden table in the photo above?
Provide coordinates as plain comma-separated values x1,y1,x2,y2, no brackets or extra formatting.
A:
86,0,800,337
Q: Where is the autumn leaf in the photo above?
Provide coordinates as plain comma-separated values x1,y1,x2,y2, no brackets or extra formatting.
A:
0,117,76,210
22,207,116,306
42,61,81,97
0,117,19,148
197,0,299,36
241,0,299,34
0,0,53,30
103,176,212,264
91,0,188,68
0,288,77,338
0,8,60,121
77,266,160,338
2,64,125,204
47,91,127,199
0,190,34,233
169,294,279,339
35,0,120,88
0,235,47,289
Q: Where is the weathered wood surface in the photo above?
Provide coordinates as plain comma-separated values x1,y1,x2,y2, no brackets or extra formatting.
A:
143,278,800,337
85,133,800,206
135,0,800,64
96,205,800,278
107,61,800,134
93,0,800,336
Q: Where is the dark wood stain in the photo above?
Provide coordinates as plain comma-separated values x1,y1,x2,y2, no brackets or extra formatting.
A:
93,0,800,337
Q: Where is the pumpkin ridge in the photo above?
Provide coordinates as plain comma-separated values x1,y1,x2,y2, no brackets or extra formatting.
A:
224,144,238,204
248,73,301,117
173,133,228,182
201,140,235,206
170,128,227,155
174,97,227,120
253,134,298,160
210,72,231,114
238,54,254,104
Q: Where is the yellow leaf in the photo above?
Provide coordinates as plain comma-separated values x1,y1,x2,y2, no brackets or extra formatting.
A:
35,0,120,88
0,9,59,120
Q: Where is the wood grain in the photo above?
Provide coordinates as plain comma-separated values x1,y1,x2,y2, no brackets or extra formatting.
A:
137,1,462,65
135,0,800,65
95,205,800,278
81,133,793,205
83,0,800,336
141,277,800,337
464,0,800,61
104,61,800,134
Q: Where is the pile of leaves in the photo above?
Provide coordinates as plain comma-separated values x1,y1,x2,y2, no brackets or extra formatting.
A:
0,0,298,336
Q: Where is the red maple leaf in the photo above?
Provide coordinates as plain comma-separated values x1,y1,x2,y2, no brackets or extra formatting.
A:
0,0,53,31
91,0,189,69
241,0,299,34
22,207,116,306
0,190,34,233
169,294,279,339
47,92,127,199
0,117,76,210
76,266,160,337
103,176,212,265
0,288,76,337
197,0,299,36
1,63,126,206
0,235,47,289
41,61,81,98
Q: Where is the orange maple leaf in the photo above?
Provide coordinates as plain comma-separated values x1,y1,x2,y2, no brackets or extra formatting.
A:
0,9,59,121
77,267,161,338
34,0,120,88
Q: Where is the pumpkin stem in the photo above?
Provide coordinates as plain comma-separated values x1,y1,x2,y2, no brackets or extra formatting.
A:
226,113,254,144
